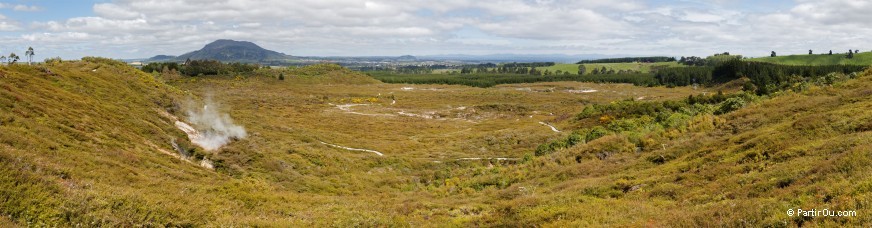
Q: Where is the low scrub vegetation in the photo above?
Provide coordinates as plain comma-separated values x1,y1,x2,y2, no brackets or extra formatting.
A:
368,71,658,87
2,59,871,226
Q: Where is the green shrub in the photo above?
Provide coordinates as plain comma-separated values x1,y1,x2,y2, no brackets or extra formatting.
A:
716,97,747,114
585,126,610,142
81,56,127,67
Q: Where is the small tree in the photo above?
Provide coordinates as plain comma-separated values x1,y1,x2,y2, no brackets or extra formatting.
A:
25,47,34,65
278,73,285,80
809,50,813,55
829,50,833,55
770,51,776,57
0,56,5,64
8,53,19,65
577,64,586,75
847,50,854,59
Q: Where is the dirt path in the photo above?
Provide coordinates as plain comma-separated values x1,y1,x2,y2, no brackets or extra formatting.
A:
320,141,384,156
566,89,598,93
330,103,396,117
538,121,561,132
431,157,521,163
457,157,520,161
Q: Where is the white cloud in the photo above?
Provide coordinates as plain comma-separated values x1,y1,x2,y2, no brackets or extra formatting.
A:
791,0,872,26
0,3,42,12
2,0,872,59
13,5,41,12
93,3,142,20
0,14,20,31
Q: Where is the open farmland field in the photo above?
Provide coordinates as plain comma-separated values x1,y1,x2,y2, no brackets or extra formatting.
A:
750,52,872,65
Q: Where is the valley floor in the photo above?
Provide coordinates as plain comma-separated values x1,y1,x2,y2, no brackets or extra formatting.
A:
1,61,870,226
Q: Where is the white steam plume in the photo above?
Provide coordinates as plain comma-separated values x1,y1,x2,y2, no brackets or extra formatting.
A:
183,97,247,151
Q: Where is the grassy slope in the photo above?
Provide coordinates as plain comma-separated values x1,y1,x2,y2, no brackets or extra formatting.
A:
2,60,870,226
487,70,872,226
0,61,209,226
751,52,872,65
0,62,427,226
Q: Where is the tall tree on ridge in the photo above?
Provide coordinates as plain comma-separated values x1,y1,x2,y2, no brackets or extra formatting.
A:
25,47,34,65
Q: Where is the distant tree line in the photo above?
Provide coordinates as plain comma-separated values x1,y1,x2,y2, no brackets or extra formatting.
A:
678,52,742,67
457,62,560,76
141,59,260,76
654,66,715,86
369,72,657,88
501,62,556,68
586,66,643,75
577,56,676,64
656,60,866,94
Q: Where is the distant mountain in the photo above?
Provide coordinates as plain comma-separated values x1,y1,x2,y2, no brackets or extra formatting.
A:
147,55,176,62
174,39,289,62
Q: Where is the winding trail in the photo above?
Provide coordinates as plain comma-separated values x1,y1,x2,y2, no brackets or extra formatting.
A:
320,141,384,156
457,157,520,161
538,121,561,132
566,89,598,93
431,157,520,163
397,111,435,119
330,103,396,117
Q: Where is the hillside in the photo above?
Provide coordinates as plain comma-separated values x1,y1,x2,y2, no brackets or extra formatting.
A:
492,69,872,226
173,39,289,62
0,59,870,226
751,52,872,65
0,58,210,226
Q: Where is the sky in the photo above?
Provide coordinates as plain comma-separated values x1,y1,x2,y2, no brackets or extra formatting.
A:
0,0,870,60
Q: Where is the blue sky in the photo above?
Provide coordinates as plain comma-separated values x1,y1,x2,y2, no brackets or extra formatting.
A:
1,0,870,59
4,0,98,19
